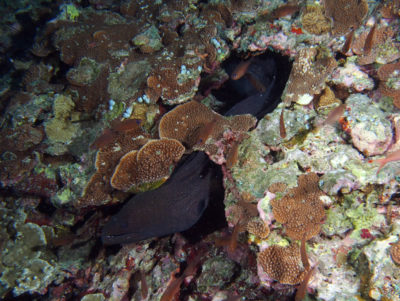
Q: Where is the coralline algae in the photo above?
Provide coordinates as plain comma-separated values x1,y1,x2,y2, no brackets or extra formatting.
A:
0,203,65,296
346,93,393,156
229,88,400,300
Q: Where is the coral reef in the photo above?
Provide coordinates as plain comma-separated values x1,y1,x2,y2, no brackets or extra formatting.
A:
1,0,400,300
270,173,326,240
323,0,368,35
110,138,185,192
258,243,307,285
159,100,256,163
301,4,331,35
282,47,337,105
0,199,66,297
377,61,400,108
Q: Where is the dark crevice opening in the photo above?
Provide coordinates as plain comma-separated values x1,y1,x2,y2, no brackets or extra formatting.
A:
3,6,60,89
211,50,292,115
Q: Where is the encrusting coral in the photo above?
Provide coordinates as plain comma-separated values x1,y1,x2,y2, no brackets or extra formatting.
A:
271,173,326,240
44,94,80,144
257,174,323,296
78,123,149,207
145,61,202,105
159,100,256,163
110,138,185,192
390,241,400,265
314,86,341,110
258,243,307,285
81,125,186,205
81,96,256,207
351,25,400,65
1,124,44,152
282,48,337,105
246,218,270,239
323,0,368,35
0,202,65,297
377,62,400,108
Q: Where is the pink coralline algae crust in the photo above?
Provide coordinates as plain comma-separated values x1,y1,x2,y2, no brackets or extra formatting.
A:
248,32,297,56
329,61,374,92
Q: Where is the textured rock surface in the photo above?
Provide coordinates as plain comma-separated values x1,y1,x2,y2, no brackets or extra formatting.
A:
1,0,400,300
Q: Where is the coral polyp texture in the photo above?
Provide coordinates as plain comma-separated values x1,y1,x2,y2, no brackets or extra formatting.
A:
159,100,256,163
258,243,307,285
323,0,368,35
301,5,331,35
110,138,185,192
391,241,400,265
2,0,400,300
282,48,337,105
246,218,270,239
270,173,326,240
378,62,400,108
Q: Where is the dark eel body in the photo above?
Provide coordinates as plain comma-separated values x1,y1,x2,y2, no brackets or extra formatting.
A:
102,152,213,245
102,57,279,245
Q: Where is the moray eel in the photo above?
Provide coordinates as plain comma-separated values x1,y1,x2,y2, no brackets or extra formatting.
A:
102,152,213,245
224,74,276,119
102,56,279,245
